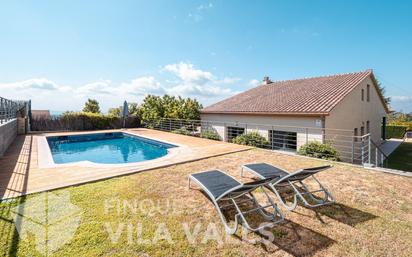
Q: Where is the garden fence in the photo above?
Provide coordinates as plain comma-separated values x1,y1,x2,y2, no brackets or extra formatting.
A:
31,115,140,131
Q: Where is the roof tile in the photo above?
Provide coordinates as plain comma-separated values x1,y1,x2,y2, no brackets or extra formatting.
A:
202,70,373,115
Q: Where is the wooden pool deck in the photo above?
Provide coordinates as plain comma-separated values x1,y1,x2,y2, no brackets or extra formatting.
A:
0,128,251,200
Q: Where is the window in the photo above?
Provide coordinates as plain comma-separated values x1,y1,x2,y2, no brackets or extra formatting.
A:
361,89,364,101
354,128,358,142
269,130,297,150
227,126,245,141
367,84,370,102
361,126,365,136
366,121,370,134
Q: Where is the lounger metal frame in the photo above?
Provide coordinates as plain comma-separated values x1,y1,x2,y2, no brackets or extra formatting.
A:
188,170,284,235
241,165,335,211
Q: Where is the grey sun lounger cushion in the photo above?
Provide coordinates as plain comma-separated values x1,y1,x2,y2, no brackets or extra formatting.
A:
286,165,332,182
242,163,289,179
241,163,335,210
243,163,331,182
190,170,277,199
190,170,241,199
189,169,284,234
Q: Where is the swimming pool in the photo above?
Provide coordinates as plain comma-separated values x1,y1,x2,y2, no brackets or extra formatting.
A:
47,132,176,164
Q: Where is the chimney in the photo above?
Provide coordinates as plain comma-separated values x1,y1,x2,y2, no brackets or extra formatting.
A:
262,76,272,85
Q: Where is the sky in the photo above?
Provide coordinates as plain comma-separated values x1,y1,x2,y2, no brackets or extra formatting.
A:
1,0,411,113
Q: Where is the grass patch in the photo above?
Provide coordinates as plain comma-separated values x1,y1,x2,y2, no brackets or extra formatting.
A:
384,142,412,172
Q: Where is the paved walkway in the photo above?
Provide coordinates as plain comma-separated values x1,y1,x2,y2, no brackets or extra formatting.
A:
0,129,251,200
380,138,404,157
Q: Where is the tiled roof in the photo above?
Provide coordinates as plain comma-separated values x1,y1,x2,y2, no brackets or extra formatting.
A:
32,110,51,119
202,70,383,115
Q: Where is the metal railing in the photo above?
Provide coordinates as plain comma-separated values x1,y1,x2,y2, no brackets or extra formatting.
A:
0,97,27,124
144,118,379,166
359,134,388,167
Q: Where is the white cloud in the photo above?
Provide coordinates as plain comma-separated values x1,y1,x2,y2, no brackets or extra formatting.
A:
389,95,412,112
0,78,80,111
2,78,58,91
217,77,241,84
121,76,165,96
70,76,165,98
1,62,243,111
76,80,113,96
170,84,233,97
164,62,214,85
163,61,237,99
390,96,412,102
248,79,260,87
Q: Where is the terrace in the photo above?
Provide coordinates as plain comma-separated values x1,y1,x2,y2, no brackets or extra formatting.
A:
0,129,250,199
0,97,411,256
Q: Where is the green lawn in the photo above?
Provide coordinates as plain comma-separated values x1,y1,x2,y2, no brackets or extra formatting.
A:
385,142,412,172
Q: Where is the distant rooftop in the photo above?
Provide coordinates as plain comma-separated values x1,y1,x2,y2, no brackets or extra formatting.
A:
31,110,51,119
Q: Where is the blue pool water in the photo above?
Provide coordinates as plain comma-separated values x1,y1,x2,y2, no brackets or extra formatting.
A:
47,132,176,164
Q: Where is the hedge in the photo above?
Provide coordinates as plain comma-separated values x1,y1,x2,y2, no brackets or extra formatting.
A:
31,112,140,131
385,125,408,139
388,121,412,131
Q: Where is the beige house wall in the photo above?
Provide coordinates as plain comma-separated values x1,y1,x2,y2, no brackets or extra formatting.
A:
200,113,324,149
325,76,387,144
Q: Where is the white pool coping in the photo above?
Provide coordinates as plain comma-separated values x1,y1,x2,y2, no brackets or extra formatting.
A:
37,130,189,168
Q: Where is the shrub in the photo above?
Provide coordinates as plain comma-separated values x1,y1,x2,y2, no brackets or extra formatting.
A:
298,141,340,161
201,130,220,141
232,132,269,147
386,125,408,139
172,127,193,136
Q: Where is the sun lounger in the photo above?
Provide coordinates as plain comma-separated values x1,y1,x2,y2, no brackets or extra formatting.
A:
188,169,284,234
241,163,335,211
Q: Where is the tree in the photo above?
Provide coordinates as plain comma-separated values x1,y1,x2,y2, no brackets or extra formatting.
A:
108,102,140,117
140,95,165,122
162,95,180,119
178,97,202,120
375,79,391,105
139,95,203,123
83,99,101,113
128,102,140,116
108,107,121,117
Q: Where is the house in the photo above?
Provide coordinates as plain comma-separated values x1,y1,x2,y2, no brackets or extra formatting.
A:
201,70,390,162
31,110,51,119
